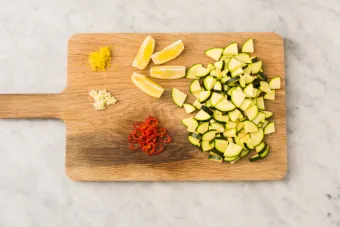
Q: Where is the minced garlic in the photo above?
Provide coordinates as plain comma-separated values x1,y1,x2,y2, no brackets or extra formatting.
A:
89,89,117,110
88,46,111,71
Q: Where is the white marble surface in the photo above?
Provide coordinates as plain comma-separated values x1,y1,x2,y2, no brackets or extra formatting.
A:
0,0,339,226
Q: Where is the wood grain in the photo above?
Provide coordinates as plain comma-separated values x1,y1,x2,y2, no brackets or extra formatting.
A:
0,33,287,181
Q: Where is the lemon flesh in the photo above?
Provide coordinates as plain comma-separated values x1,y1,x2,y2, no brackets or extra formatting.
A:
131,72,164,98
151,40,184,65
150,66,186,79
132,36,155,70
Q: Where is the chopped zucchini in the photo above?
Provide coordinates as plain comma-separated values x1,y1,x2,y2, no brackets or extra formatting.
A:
205,48,223,61
251,61,262,74
210,122,225,132
224,156,240,162
210,149,224,157
213,81,223,91
210,92,224,106
236,121,244,132
172,88,187,107
196,65,211,77
262,111,273,118
235,53,251,63
244,83,254,97
193,99,203,109
228,109,242,122
213,114,229,123
245,104,258,121
243,120,258,133
223,128,237,137
226,121,236,129
252,112,266,125
260,146,270,158
256,97,265,110
215,98,236,112
194,109,212,121
223,42,238,56
240,99,253,111
183,104,196,114
182,117,195,127
257,72,267,81
207,63,215,72
201,140,215,152
227,58,242,72
244,138,255,150
199,91,212,103
231,67,244,77
214,60,225,70
202,130,217,141
196,122,209,134
269,77,281,89
225,76,240,86
188,136,200,146
250,128,264,146
186,63,202,79
255,142,268,155
244,73,255,84
215,139,229,153
264,90,275,100
264,122,275,135
261,120,269,129
187,118,199,132
224,143,243,158
208,154,223,163
189,79,201,93
192,91,201,99
243,65,252,74
203,76,217,91
240,149,250,158
249,154,262,162
259,81,272,93
242,38,254,53
231,87,245,107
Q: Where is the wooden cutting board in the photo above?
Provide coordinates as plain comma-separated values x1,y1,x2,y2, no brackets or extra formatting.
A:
0,33,287,181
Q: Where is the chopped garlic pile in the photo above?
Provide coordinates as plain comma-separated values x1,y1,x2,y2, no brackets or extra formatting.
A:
89,89,117,110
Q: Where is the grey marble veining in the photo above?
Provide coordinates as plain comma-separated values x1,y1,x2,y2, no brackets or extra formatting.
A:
0,0,340,226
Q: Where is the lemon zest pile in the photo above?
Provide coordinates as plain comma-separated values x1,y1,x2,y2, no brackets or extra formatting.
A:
88,46,112,72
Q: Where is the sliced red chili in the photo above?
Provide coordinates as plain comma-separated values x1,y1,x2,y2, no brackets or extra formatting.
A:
145,127,157,137
128,134,135,143
132,129,144,140
146,116,159,127
147,137,157,144
138,138,147,145
157,127,167,136
129,142,141,150
139,122,148,130
142,143,155,155
158,133,172,144
133,121,144,129
129,117,171,155
153,143,164,154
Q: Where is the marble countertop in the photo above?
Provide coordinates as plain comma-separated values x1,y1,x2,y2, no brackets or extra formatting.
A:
0,0,339,226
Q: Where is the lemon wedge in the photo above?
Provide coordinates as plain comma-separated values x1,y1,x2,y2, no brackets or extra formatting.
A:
150,66,186,79
132,36,155,70
131,72,164,98
151,40,184,65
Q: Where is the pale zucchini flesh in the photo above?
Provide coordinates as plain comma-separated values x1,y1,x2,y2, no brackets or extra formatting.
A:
183,104,196,114
172,88,187,107
205,48,223,61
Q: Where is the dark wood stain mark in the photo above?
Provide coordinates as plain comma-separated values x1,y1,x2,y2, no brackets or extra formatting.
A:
67,129,196,166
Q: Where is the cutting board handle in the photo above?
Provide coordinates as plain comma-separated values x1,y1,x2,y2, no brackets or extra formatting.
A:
0,94,62,119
